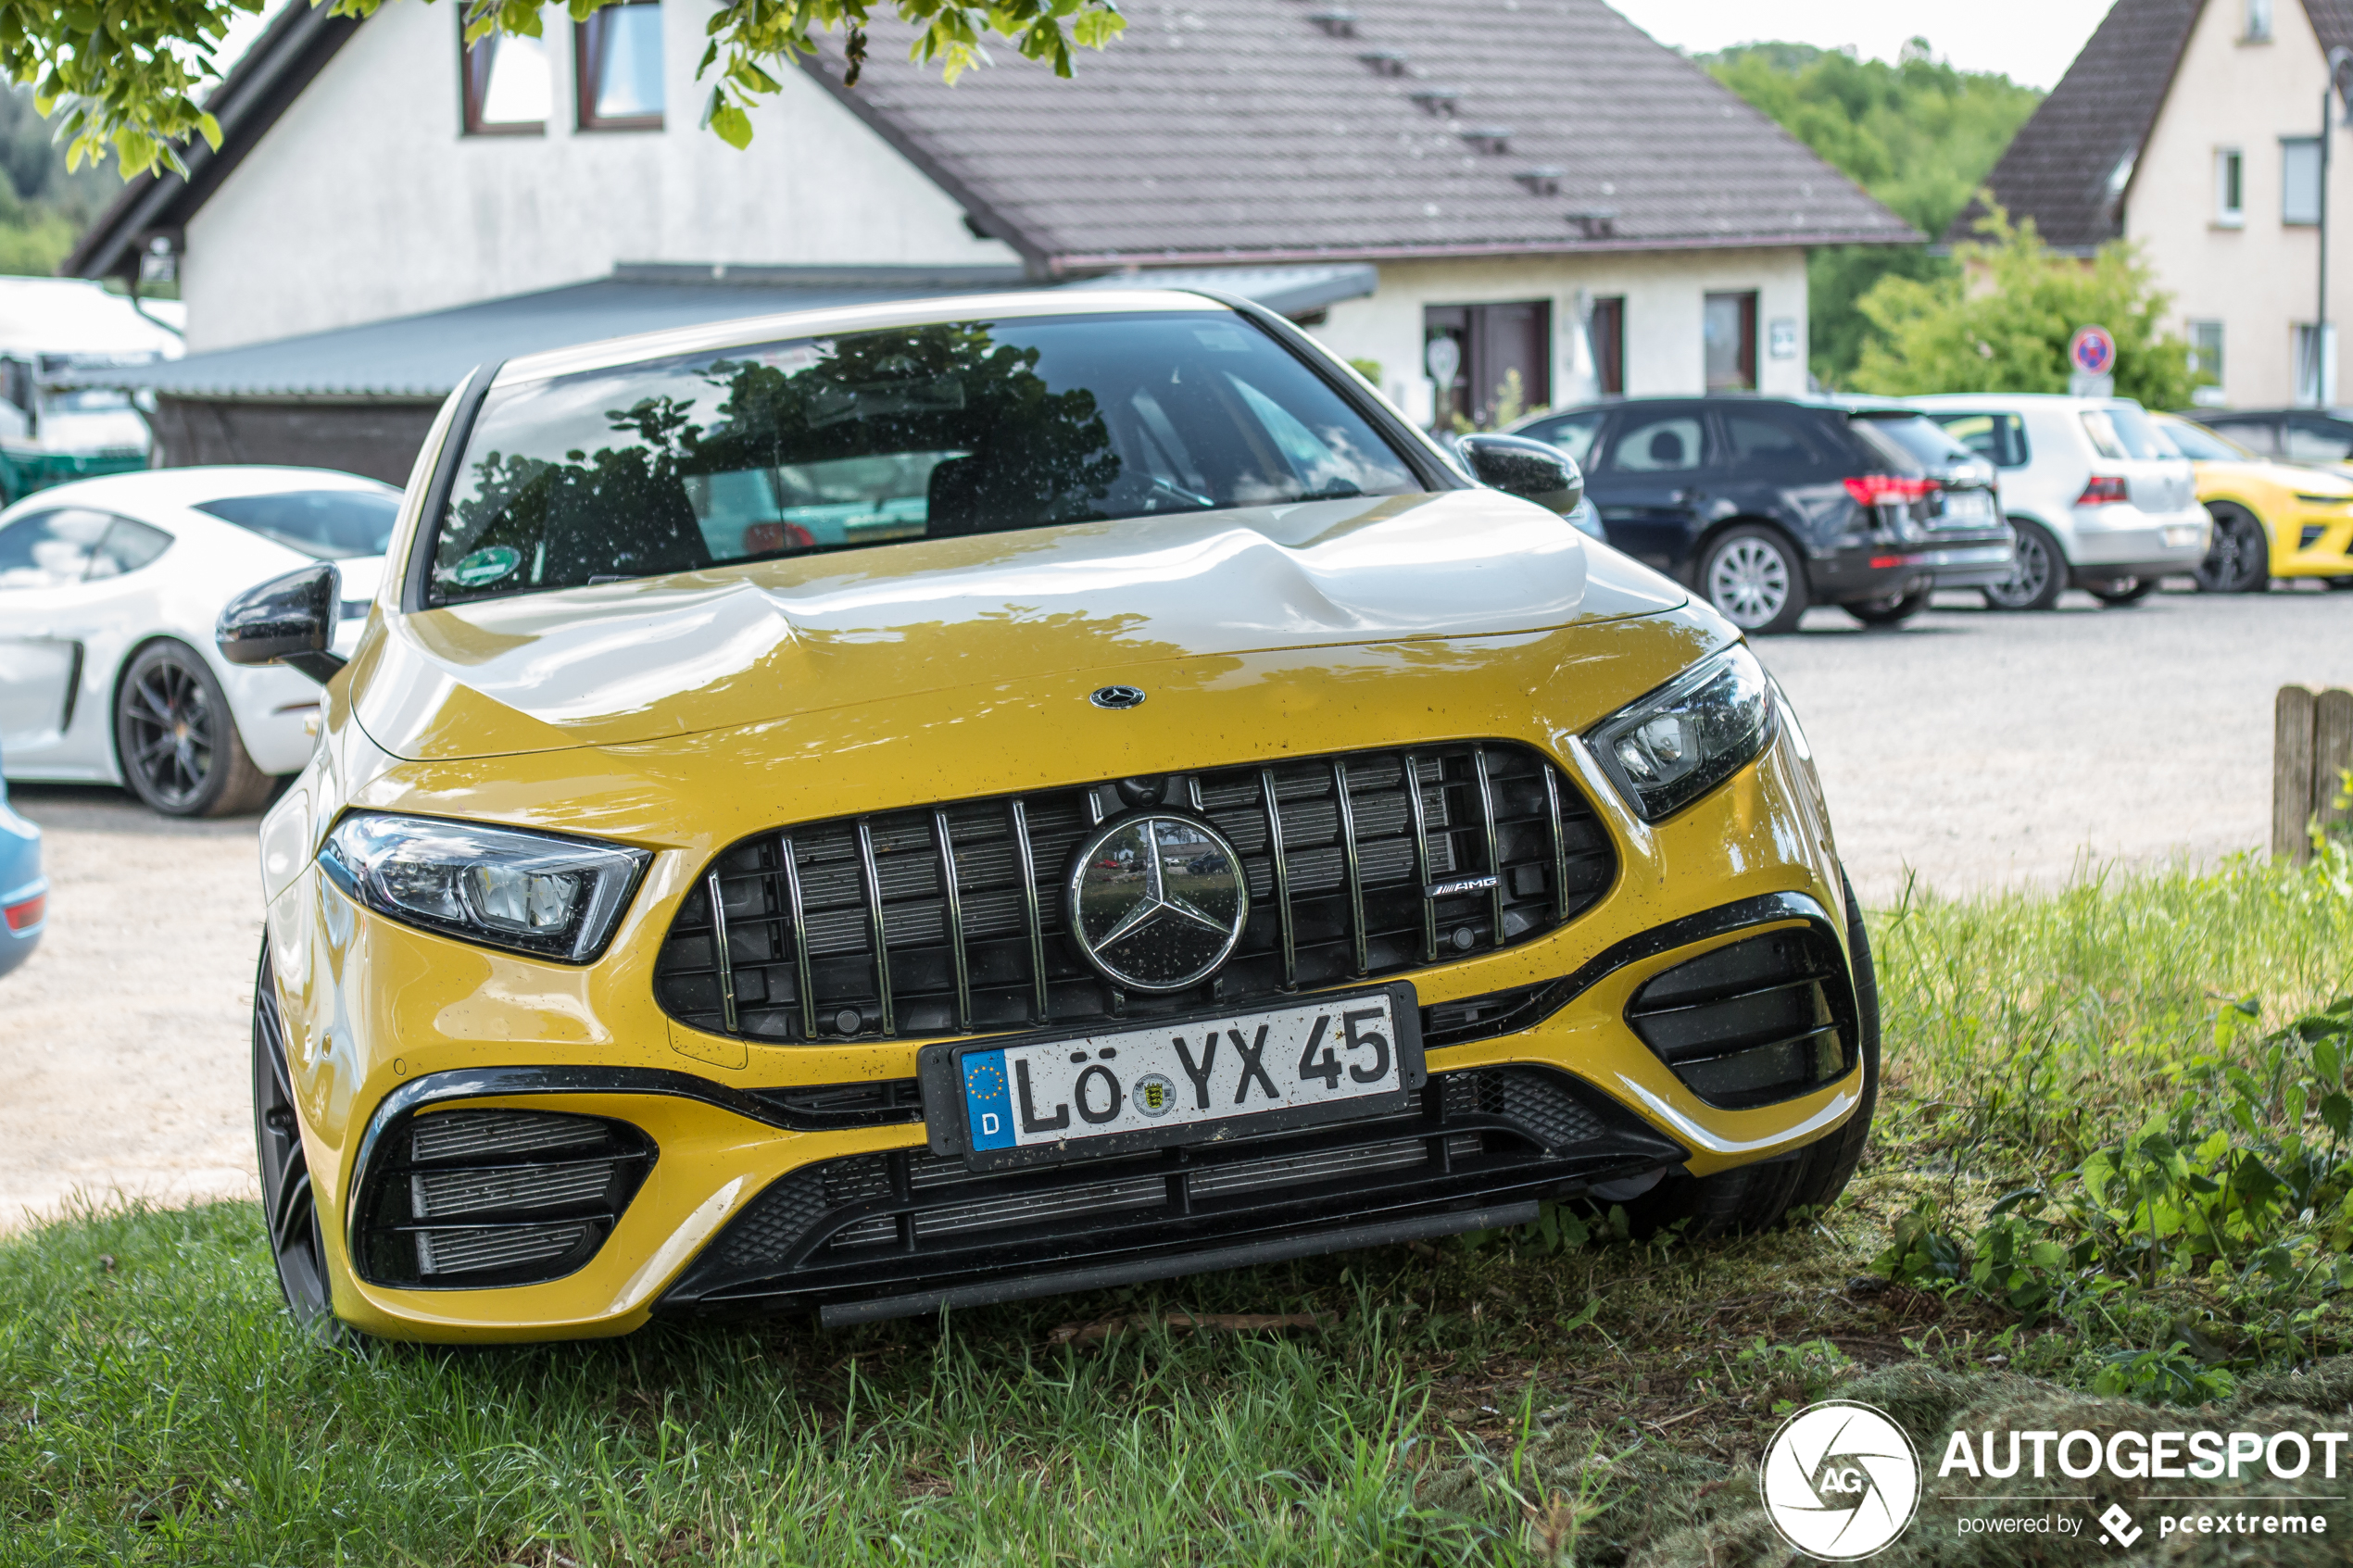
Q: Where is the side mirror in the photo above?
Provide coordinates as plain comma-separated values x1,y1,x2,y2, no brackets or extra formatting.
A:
1455,433,1585,516
218,562,347,685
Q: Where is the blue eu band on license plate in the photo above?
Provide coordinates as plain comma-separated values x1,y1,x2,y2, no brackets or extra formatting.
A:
920,984,1427,1172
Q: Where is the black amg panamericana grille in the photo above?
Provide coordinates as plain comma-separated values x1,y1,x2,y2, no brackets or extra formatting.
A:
658,1065,1682,1316
655,742,1614,1044
1625,927,1856,1109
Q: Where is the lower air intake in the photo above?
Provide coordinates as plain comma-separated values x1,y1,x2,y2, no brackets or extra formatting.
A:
352,1107,656,1288
1624,927,1856,1108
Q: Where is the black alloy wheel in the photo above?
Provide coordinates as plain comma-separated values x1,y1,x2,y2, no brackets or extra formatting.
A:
2193,503,2271,594
253,943,344,1339
1845,590,1930,628
1982,521,2065,611
2087,578,2156,606
1620,869,1881,1240
114,640,275,818
1698,525,1810,635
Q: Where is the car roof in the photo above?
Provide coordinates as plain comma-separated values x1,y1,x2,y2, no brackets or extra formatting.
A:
1907,393,2148,411
0,465,395,522
1527,393,1917,421
495,288,1236,388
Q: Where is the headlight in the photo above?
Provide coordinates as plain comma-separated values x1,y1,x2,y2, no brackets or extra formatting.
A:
1585,646,1774,821
318,812,650,962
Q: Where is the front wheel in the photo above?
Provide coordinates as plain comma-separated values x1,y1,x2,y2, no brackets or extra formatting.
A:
1982,521,2065,611
253,943,345,1340
1846,590,1930,628
1699,525,1810,635
2194,504,2271,593
115,640,275,818
1619,870,1880,1240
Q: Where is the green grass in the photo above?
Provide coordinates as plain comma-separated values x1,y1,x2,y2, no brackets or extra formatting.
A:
6,853,2352,1565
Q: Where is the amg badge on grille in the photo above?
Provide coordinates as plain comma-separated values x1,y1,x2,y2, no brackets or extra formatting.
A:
1065,814,1248,991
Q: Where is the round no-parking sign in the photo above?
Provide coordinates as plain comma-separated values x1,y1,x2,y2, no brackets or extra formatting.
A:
2069,324,2117,376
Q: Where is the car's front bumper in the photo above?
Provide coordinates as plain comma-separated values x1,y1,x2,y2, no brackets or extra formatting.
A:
270,621,1860,1342
2281,501,2353,577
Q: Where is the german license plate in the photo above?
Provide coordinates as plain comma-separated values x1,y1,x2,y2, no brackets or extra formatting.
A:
1939,488,1995,523
916,983,1426,1172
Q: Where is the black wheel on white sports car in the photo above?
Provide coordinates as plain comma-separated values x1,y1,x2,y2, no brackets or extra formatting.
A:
1982,520,2064,611
2193,503,2270,594
1700,525,1808,635
115,639,274,817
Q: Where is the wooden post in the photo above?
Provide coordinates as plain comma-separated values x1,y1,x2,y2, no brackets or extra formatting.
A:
2318,688,2353,843
2277,685,2318,864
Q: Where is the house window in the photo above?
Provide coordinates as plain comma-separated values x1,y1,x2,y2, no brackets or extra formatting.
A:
2296,323,2335,406
2246,0,2274,41
1703,291,1757,392
577,0,663,131
2188,320,2226,401
460,19,550,134
2284,137,2322,226
1589,296,1625,396
2217,150,2245,225
1423,301,1553,427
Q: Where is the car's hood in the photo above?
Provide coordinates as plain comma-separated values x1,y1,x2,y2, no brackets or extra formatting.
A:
2193,456,2353,495
346,490,1688,760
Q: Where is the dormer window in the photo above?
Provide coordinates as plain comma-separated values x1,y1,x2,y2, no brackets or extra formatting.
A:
460,19,550,135
577,0,664,131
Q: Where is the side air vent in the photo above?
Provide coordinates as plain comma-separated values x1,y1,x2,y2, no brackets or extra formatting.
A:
1625,928,1854,1109
352,1108,655,1288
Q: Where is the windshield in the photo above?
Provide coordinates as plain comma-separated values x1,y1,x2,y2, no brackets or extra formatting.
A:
1848,412,1976,471
2155,417,2252,462
427,311,1420,603
195,488,401,559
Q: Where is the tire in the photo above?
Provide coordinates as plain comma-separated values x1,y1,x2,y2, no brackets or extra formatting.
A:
1620,869,1881,1240
1699,525,1809,635
2086,578,2156,606
253,942,347,1342
1845,589,1930,628
114,640,275,818
2193,503,2271,594
2328,576,2353,593
1982,520,2065,611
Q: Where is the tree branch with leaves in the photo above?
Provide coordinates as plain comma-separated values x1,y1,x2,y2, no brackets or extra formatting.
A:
7,0,1123,176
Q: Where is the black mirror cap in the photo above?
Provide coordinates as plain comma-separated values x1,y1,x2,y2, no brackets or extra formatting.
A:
1455,433,1585,515
218,562,347,685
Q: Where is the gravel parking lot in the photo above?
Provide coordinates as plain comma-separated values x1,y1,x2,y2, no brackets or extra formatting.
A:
4,583,2349,1230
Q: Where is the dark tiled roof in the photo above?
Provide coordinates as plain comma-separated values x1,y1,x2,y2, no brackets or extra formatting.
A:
807,0,1913,269
1944,0,2204,252
2310,0,2353,50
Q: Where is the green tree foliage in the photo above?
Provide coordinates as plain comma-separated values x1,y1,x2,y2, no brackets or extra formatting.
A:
1851,206,2199,408
7,0,1124,178
1704,40,2043,385
0,81,104,275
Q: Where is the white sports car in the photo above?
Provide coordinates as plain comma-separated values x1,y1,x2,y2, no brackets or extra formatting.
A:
0,467,396,816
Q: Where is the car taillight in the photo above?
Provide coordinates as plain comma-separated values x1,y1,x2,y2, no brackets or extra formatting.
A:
4,893,43,933
2077,475,2129,506
1843,475,1937,507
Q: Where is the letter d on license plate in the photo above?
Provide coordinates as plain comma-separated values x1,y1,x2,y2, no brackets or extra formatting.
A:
916,983,1425,1172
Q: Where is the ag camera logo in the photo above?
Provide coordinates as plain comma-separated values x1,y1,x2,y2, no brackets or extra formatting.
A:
1760,1399,1921,1560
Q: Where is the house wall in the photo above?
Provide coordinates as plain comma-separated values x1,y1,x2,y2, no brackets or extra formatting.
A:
2128,0,2353,406
1305,248,1811,423
180,1,1019,351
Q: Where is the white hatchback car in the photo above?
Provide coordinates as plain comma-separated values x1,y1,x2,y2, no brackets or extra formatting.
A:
0,467,396,815
1911,394,2211,609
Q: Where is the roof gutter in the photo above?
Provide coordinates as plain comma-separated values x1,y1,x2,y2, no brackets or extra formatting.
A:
1044,227,1920,273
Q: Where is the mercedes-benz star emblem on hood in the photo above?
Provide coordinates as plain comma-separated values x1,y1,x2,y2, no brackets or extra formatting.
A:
1065,815,1248,992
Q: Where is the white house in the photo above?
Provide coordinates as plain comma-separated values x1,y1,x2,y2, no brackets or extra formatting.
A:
68,0,1909,479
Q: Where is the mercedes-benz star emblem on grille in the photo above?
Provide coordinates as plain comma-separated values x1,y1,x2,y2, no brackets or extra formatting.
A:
1065,814,1249,992
1088,684,1147,710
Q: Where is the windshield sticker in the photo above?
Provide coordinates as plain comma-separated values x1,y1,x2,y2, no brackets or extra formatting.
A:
449,545,522,587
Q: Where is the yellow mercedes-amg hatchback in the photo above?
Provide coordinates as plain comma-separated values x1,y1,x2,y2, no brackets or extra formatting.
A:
219,291,1875,1342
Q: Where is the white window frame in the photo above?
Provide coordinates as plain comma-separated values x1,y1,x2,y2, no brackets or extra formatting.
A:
2246,0,2274,41
2216,148,2246,226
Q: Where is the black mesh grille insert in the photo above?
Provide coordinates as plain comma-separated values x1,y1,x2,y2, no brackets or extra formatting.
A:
1624,927,1855,1110
661,1064,1681,1313
655,741,1613,1044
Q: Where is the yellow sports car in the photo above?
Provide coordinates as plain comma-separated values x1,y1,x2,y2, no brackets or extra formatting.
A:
2156,412,2353,592
219,292,1873,1343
